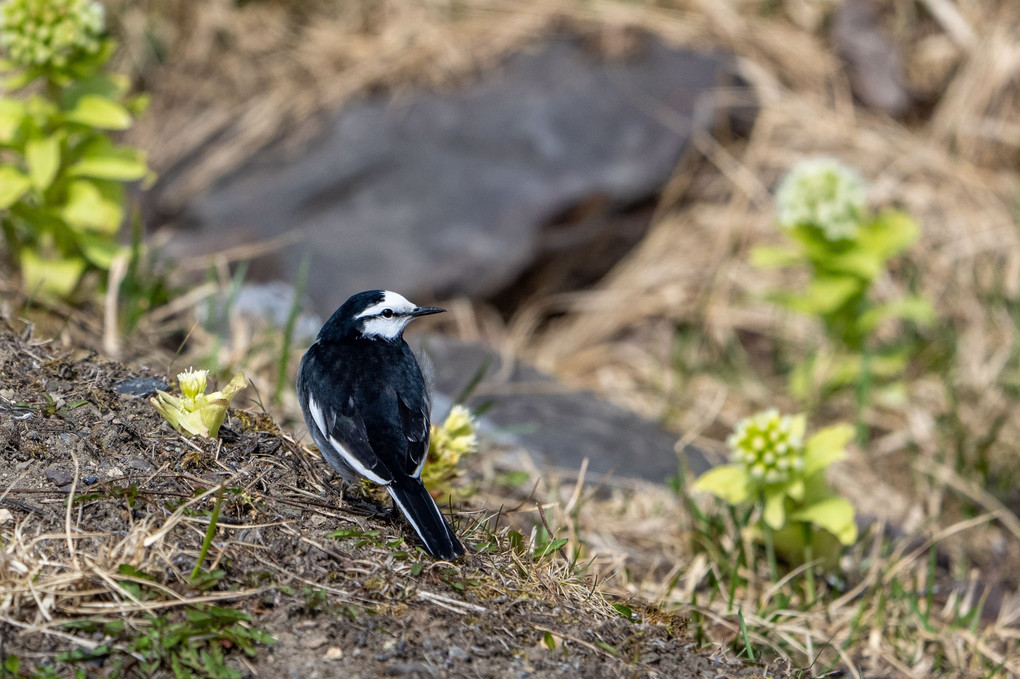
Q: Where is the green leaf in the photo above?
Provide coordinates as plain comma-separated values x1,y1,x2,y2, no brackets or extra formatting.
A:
803,423,852,476
788,356,815,402
126,92,151,116
692,464,752,504
61,74,128,105
872,350,909,377
763,488,786,530
612,603,635,620
858,296,934,332
786,477,805,502
0,167,31,208
68,146,147,181
535,537,568,558
787,222,837,251
857,210,919,258
117,564,156,581
787,275,861,315
77,232,128,269
61,179,124,234
818,248,882,280
63,94,132,129
791,496,858,545
20,248,85,298
750,245,802,269
26,133,61,191
103,619,126,634
3,68,38,90
0,97,27,143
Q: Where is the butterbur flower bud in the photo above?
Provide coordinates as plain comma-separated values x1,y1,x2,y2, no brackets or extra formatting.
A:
422,404,478,494
151,370,246,439
0,0,105,70
444,405,477,455
177,368,208,402
728,409,806,487
430,404,478,460
775,157,868,241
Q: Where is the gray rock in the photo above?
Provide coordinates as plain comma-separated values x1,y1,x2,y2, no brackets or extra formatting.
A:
196,281,323,344
423,338,710,485
163,37,739,317
833,0,910,116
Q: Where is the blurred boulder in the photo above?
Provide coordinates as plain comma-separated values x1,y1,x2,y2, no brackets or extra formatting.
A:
423,337,711,485
832,0,911,116
161,36,748,316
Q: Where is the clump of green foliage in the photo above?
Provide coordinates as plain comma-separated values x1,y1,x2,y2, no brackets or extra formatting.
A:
0,0,150,299
423,403,478,499
753,158,932,412
1,605,273,679
694,409,857,570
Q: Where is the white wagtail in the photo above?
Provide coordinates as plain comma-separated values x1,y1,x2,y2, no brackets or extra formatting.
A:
297,290,465,560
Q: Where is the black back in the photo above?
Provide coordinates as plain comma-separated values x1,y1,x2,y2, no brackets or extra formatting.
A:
298,335,430,481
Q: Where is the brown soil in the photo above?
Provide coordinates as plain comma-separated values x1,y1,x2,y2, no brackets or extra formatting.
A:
0,319,789,678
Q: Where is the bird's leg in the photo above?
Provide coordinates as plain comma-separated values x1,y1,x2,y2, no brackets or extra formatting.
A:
337,482,399,520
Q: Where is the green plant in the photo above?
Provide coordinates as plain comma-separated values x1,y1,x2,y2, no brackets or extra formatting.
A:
0,0,150,299
693,409,857,572
190,485,226,588
151,368,247,438
752,158,932,414
85,607,270,678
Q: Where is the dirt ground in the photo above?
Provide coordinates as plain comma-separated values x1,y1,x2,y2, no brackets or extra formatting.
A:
0,318,790,678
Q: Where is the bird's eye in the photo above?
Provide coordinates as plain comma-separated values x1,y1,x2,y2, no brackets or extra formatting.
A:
381,309,394,318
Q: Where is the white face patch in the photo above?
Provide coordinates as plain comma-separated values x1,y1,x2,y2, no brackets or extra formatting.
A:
360,315,413,340
355,291,416,320
356,291,419,340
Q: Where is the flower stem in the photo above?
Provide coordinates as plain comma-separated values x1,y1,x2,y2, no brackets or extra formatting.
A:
801,522,816,605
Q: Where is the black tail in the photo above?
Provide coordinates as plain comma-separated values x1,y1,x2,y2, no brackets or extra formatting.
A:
386,477,465,560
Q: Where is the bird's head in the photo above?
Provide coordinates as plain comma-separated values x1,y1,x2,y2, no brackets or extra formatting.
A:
320,290,445,341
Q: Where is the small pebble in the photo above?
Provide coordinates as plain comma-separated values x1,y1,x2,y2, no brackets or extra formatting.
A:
300,633,329,650
127,457,154,472
45,468,73,487
114,377,169,398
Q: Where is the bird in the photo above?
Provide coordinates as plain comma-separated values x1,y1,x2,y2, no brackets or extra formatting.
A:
297,289,465,560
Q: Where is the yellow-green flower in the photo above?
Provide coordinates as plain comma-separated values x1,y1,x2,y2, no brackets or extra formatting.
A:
422,404,477,496
0,0,105,70
177,367,208,402
775,157,868,241
151,369,246,439
727,409,806,485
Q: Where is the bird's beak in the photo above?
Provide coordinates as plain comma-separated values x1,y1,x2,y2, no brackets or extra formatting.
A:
411,306,445,317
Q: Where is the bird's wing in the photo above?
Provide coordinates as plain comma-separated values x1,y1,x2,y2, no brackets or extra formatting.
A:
397,388,431,479
299,349,396,486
